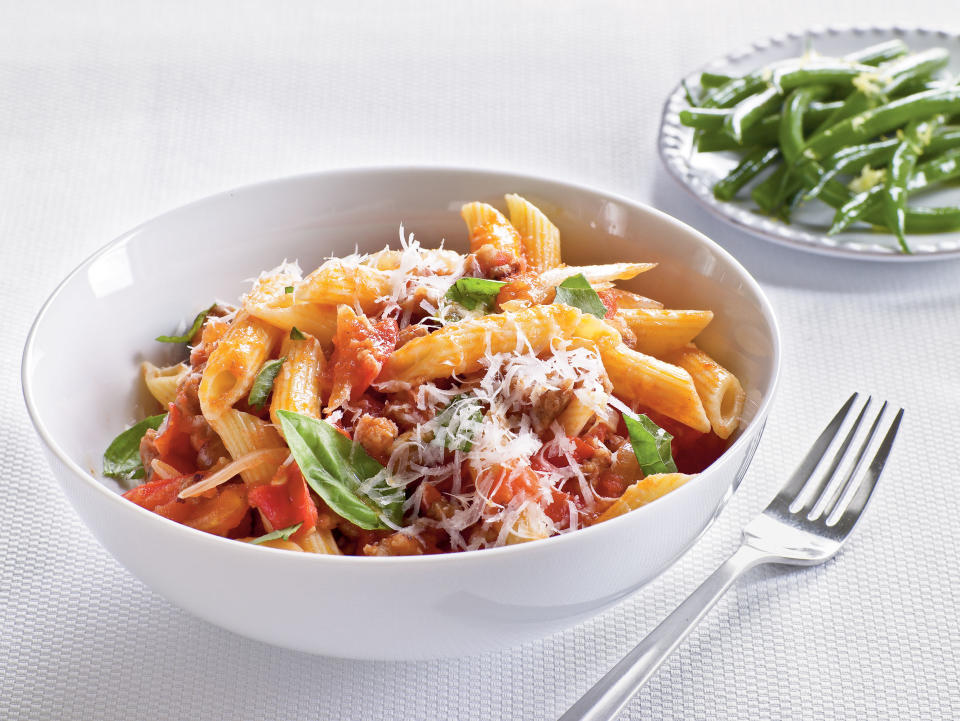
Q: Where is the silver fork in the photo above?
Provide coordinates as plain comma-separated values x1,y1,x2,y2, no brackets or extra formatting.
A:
559,393,903,721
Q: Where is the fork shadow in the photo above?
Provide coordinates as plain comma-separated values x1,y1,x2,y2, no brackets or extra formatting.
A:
650,171,960,292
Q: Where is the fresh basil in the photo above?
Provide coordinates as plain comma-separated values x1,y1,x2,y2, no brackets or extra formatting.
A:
432,394,485,452
553,274,607,319
103,413,167,481
248,357,286,409
284,286,294,294
622,412,678,475
444,277,506,312
289,326,306,341
156,304,215,343
275,410,403,530
250,522,302,545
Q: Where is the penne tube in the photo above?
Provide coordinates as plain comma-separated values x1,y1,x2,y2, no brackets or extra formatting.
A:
617,308,714,357
596,473,693,523
662,344,745,439
299,527,343,555
505,504,553,545
460,202,523,256
270,332,325,426
244,266,338,347
539,262,657,288
600,288,664,310
378,304,583,384
296,260,392,312
504,194,562,271
142,361,189,407
556,395,596,437
199,312,282,419
600,343,711,433
208,409,287,486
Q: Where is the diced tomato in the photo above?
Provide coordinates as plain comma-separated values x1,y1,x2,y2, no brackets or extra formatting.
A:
542,487,574,525
248,463,319,541
419,482,442,513
153,403,197,474
329,307,398,403
482,464,541,506
123,476,249,537
597,289,618,319
532,437,594,472
595,470,627,499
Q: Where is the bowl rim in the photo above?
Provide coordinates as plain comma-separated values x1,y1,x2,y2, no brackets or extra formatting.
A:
21,163,782,567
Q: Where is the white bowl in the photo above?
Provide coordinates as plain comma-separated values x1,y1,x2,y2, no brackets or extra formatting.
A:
22,167,780,660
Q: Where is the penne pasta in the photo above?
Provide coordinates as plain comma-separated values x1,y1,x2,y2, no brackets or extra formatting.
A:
600,288,663,310
300,527,343,555
617,308,714,357
596,473,693,522
207,409,287,486
662,344,745,439
296,260,393,312
460,202,523,257
198,312,282,419
142,361,189,407
269,332,325,426
377,304,583,384
599,343,711,433
539,262,656,288
504,194,562,271
556,395,597,437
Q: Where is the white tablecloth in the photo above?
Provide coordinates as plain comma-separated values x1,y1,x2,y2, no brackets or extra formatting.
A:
3,2,958,719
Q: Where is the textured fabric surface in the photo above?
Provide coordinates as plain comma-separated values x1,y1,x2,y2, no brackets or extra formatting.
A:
2,2,959,719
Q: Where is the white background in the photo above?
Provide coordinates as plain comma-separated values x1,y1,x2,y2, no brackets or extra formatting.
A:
2,2,958,719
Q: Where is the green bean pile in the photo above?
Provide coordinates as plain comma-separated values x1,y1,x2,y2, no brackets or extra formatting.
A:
681,39,960,253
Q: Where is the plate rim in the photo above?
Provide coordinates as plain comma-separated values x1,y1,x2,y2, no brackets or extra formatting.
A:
658,24,960,262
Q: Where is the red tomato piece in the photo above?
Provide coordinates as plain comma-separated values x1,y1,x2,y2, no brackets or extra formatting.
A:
124,476,249,537
597,289,618,319
329,307,398,403
483,464,541,506
153,403,197,474
248,463,319,540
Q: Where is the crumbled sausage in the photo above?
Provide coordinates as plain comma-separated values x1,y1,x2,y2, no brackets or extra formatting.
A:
475,243,523,280
397,322,432,348
363,532,424,556
353,414,399,463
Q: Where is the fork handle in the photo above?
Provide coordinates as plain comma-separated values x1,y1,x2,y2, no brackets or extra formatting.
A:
558,545,773,721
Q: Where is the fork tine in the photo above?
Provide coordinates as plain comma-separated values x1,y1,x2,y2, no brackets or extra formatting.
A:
772,393,859,510
830,408,904,537
816,401,888,520
794,397,872,517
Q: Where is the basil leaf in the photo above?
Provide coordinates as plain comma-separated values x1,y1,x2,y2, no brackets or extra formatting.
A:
275,410,403,530
432,394,484,452
156,304,215,343
250,522,302,545
622,412,678,475
553,274,607,319
444,277,506,312
284,286,294,294
103,413,167,481
248,357,286,409
289,326,306,341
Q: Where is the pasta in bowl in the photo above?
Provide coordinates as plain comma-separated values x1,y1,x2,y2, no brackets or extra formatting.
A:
115,194,746,556
22,167,778,658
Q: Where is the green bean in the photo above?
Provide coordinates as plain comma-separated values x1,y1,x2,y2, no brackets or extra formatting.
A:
779,85,832,163
751,165,789,214
725,86,783,141
804,87,960,162
679,107,731,130
811,49,950,134
882,115,945,251
700,71,736,89
695,101,846,152
844,39,909,66
912,147,960,187
771,61,874,93
804,138,900,200
700,75,767,109
829,186,883,234
713,147,781,201
800,162,960,233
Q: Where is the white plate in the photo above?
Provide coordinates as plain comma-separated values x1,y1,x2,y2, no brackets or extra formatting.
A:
658,26,960,261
